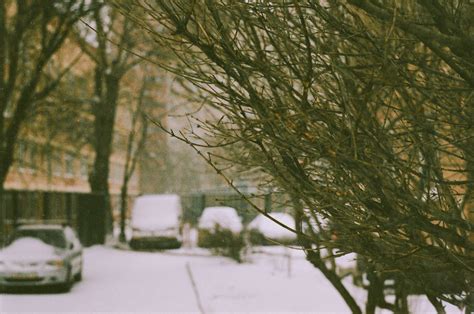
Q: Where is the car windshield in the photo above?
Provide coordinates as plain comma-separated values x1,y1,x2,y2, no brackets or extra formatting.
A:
9,229,67,249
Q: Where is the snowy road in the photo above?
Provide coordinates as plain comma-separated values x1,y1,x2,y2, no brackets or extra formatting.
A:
1,246,203,312
0,246,355,313
0,246,462,313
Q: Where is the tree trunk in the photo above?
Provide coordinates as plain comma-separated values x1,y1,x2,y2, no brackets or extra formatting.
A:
0,69,43,189
89,74,119,192
427,295,446,314
119,182,128,243
306,251,362,314
463,107,474,313
365,269,379,314
0,154,11,190
292,197,362,314
89,71,120,243
394,279,409,314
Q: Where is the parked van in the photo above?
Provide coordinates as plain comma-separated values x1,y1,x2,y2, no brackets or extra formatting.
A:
129,194,182,250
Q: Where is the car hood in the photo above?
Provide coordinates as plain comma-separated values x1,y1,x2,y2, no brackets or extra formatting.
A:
0,237,62,263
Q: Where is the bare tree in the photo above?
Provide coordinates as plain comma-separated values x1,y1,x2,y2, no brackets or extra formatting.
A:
0,0,91,189
74,1,146,209
118,74,149,243
117,1,474,312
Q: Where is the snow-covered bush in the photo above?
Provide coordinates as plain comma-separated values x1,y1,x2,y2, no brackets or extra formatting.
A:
197,206,244,262
247,212,297,246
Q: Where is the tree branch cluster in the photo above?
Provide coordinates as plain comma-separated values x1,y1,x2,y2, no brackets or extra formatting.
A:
118,0,474,309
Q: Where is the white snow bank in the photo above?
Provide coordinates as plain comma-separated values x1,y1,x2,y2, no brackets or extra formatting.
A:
17,224,64,230
131,194,181,231
198,206,243,233
334,252,357,268
0,237,58,261
251,245,306,259
302,210,330,233
248,212,296,240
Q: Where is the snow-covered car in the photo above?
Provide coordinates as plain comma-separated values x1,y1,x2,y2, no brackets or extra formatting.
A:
247,212,297,245
129,194,183,250
0,224,83,291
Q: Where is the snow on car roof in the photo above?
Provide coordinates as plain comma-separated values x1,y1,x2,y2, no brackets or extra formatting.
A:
198,206,243,233
131,194,182,230
248,212,296,240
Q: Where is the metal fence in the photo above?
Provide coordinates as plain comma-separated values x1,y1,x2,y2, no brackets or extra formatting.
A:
0,190,107,247
181,190,289,226
0,189,289,247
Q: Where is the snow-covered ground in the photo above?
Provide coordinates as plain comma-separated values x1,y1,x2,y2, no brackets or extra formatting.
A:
0,245,462,313
248,212,296,240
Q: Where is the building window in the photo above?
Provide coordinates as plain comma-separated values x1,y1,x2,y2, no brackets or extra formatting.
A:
29,143,37,171
17,141,26,170
130,171,138,188
46,148,53,177
111,163,123,183
65,153,74,177
80,157,89,179
52,151,63,177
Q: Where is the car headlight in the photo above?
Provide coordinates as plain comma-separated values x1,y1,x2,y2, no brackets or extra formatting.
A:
47,259,65,268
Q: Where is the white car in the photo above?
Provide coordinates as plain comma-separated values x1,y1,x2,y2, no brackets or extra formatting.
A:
129,194,183,250
0,224,83,292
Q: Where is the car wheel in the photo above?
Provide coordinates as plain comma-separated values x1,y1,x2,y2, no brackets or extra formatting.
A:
74,269,82,282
